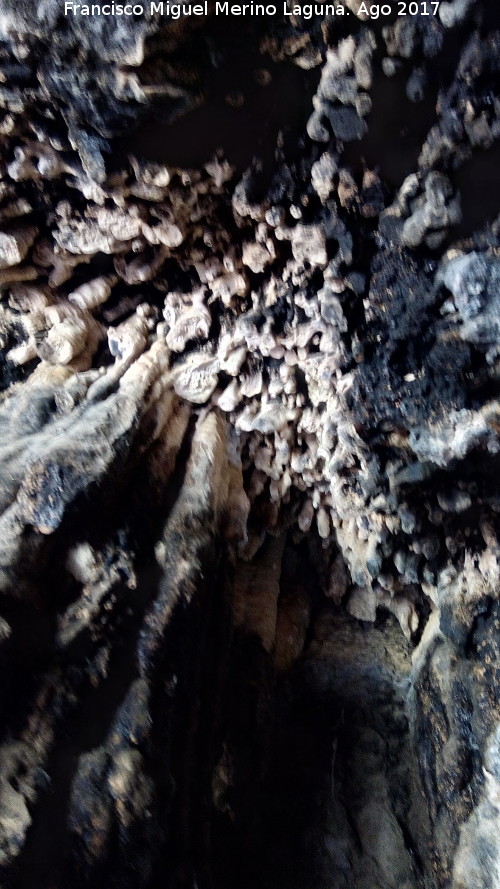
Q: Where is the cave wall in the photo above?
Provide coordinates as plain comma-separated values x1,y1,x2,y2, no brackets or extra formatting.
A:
0,1,499,888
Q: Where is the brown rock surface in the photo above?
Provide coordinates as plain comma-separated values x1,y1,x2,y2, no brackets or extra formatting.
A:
0,2,499,888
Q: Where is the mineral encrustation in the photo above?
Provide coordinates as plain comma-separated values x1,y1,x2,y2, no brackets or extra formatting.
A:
0,2,499,888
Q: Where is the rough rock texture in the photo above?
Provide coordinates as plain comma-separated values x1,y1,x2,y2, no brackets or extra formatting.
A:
0,2,499,888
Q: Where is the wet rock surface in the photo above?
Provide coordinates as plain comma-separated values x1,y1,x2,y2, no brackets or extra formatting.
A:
0,2,499,888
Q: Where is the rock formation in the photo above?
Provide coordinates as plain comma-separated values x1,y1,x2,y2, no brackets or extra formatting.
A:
0,1,499,888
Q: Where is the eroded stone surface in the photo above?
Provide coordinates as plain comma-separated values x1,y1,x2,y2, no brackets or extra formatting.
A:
0,3,499,888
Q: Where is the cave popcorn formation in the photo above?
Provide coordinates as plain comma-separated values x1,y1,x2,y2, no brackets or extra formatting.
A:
0,2,499,888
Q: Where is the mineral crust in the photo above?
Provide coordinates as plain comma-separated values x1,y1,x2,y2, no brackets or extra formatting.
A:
0,2,499,888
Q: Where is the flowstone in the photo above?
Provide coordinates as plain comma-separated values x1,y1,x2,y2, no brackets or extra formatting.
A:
0,2,499,888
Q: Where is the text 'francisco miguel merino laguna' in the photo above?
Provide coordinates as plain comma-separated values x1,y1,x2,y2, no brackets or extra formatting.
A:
63,2,355,17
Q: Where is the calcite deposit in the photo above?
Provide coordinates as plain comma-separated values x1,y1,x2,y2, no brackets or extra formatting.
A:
0,1,499,888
